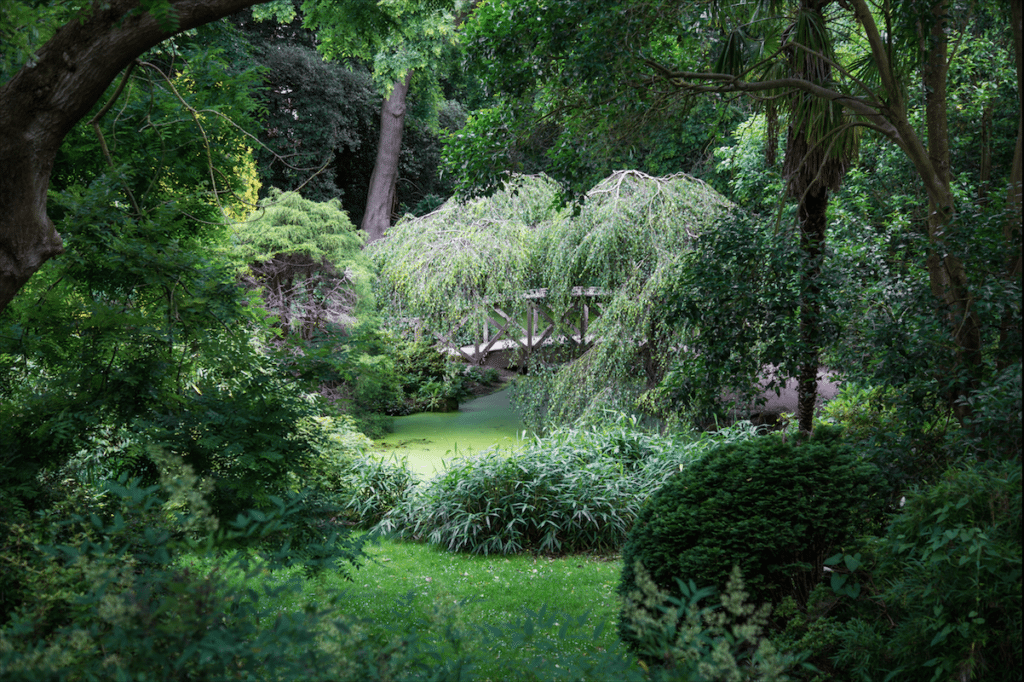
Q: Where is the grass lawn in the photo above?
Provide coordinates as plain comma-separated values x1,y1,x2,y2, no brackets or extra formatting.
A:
178,390,655,677
187,536,639,680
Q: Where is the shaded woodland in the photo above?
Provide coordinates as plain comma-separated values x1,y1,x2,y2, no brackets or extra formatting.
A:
0,1,1019,680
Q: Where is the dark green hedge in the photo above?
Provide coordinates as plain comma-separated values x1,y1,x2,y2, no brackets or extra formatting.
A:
617,427,886,652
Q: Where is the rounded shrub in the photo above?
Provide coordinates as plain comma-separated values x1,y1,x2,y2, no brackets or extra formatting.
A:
617,426,886,653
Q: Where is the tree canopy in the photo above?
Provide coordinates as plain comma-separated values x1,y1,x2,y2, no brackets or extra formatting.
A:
0,0,278,311
370,170,780,426
234,189,373,337
451,0,1022,429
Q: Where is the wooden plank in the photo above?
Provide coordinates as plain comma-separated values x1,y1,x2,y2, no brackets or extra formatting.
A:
479,309,516,355
488,307,532,352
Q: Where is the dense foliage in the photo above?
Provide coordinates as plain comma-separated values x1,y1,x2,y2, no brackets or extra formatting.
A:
0,1,1019,680
233,188,371,337
235,2,468,224
0,33,307,522
378,417,765,555
616,427,887,654
368,173,559,327
830,458,1022,680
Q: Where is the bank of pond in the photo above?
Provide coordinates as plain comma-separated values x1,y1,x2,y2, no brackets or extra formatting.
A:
373,387,528,479
2,388,1018,682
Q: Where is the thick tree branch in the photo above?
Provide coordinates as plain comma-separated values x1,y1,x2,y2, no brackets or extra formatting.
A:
643,56,955,215
849,0,903,112
646,62,883,118
0,0,271,312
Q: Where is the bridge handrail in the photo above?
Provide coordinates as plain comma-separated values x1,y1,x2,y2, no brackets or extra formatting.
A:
521,286,608,300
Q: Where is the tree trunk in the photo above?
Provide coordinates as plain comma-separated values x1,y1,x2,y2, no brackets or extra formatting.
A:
782,2,850,434
361,73,412,244
0,0,269,313
795,185,828,434
921,0,983,422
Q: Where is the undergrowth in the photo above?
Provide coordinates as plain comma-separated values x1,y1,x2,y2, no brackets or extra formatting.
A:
376,415,765,554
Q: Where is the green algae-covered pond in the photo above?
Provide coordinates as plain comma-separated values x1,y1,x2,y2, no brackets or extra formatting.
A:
372,387,528,479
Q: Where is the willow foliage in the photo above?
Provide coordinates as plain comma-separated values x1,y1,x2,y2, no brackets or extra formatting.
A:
544,170,733,296
367,174,560,329
540,171,737,426
371,170,741,428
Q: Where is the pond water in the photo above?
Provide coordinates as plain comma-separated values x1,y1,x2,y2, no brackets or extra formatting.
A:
372,387,527,479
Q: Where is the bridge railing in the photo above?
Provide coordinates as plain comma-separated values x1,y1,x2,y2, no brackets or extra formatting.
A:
407,287,609,365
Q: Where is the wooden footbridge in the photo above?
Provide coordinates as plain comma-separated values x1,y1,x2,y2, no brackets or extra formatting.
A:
416,287,608,366
410,287,841,418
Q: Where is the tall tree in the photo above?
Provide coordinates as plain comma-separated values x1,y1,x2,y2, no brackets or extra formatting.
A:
643,0,1021,424
778,4,856,432
302,0,458,242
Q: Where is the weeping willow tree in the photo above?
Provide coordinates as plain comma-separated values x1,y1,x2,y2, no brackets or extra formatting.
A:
366,174,561,338
536,170,739,428
370,169,769,430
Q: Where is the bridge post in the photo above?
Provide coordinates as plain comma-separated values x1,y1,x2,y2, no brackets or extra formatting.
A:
527,303,534,353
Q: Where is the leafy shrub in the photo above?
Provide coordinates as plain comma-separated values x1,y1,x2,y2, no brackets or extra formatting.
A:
393,340,477,412
335,454,418,528
394,340,451,391
297,414,375,491
817,383,905,443
960,361,1022,460
830,459,1022,681
378,415,764,555
352,353,406,416
148,397,302,522
463,364,500,386
621,562,811,679
294,417,415,528
0,477,370,681
617,427,887,653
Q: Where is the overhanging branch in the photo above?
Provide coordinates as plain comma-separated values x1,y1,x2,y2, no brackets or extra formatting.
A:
645,60,888,122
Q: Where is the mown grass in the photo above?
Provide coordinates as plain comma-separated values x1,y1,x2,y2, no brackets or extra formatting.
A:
183,535,637,680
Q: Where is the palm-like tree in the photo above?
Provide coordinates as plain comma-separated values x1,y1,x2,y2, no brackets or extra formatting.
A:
779,1,857,432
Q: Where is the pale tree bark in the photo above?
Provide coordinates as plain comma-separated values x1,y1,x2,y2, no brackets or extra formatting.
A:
0,0,270,313
361,72,413,244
